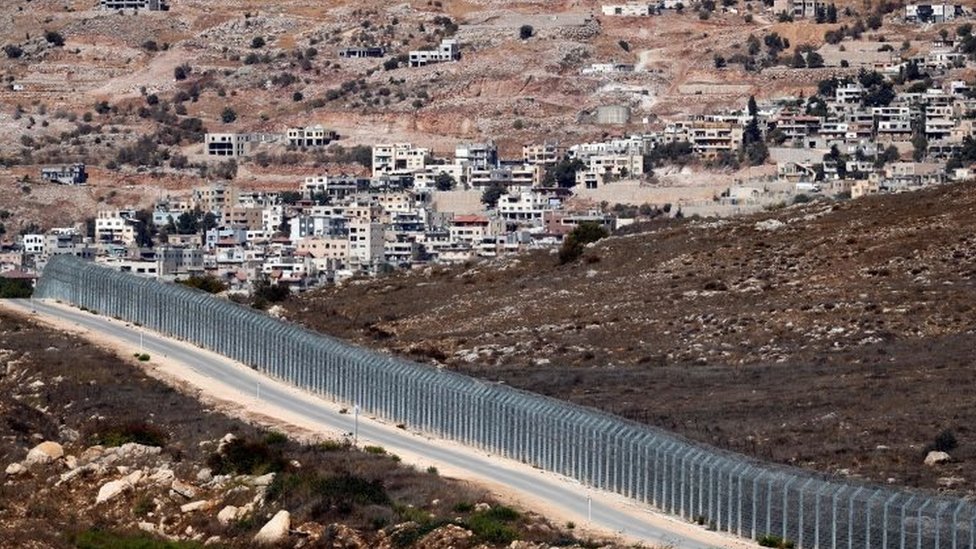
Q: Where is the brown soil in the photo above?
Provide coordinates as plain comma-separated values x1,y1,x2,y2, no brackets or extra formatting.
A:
286,182,976,497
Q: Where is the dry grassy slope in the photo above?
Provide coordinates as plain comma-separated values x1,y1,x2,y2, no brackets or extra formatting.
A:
0,310,596,548
287,182,976,495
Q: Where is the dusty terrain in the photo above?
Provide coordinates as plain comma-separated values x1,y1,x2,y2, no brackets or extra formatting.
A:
0,308,610,548
286,182,976,497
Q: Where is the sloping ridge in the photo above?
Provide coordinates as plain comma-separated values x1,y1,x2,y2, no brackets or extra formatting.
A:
34,254,976,547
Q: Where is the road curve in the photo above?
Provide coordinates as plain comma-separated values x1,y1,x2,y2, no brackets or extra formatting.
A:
7,298,756,549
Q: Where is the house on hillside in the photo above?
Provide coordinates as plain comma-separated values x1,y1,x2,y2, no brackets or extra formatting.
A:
99,0,168,10
408,39,460,67
338,47,385,59
905,3,963,23
41,163,87,185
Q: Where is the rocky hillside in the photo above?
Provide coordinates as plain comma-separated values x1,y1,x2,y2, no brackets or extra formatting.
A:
287,182,976,497
0,309,616,548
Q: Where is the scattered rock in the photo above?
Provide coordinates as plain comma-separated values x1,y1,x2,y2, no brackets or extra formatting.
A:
755,219,785,231
217,433,237,454
251,472,276,487
5,462,26,476
925,451,951,466
181,500,211,513
254,510,290,545
938,476,966,488
217,505,240,526
474,502,491,512
171,479,198,499
96,479,131,504
64,455,79,470
25,441,64,466
196,467,213,483
417,524,473,548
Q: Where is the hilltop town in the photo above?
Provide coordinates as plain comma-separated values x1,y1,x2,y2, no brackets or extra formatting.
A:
3,0,976,293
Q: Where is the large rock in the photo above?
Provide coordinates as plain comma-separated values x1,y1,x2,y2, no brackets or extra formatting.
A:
251,472,276,487
96,479,131,504
925,451,951,466
254,510,290,545
25,441,64,466
217,505,240,526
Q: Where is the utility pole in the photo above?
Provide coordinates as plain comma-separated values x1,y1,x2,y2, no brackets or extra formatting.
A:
587,494,592,523
256,380,260,401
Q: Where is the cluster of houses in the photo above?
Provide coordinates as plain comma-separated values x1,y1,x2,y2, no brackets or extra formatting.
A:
4,138,621,289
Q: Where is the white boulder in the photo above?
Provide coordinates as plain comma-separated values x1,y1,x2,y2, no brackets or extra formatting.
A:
254,510,290,545
96,479,131,504
925,451,951,466
25,441,64,466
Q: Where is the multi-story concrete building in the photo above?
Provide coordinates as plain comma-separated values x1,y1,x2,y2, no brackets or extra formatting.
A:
905,3,963,23
41,164,87,185
601,3,655,16
372,143,431,177
523,142,565,165
100,0,168,10
286,125,337,148
94,210,138,245
338,47,385,58
773,0,826,18
455,141,498,170
409,39,460,67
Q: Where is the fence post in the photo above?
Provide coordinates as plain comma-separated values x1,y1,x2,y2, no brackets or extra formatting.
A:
918,500,932,549
798,478,814,549
848,487,864,549
782,476,796,542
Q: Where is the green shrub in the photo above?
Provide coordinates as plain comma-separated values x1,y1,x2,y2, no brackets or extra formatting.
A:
758,534,796,548
93,422,168,448
558,222,609,265
364,445,386,455
207,438,286,475
264,431,288,445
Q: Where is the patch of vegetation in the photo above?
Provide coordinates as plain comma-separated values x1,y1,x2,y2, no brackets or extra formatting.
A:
91,421,169,448
466,506,520,544
558,222,609,265
0,278,33,298
177,275,227,294
268,470,390,520
207,437,287,475
758,534,796,548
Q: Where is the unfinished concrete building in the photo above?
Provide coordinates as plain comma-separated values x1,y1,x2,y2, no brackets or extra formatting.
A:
99,0,168,10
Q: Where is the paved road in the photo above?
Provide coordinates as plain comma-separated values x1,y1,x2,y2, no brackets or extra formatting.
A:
10,299,753,549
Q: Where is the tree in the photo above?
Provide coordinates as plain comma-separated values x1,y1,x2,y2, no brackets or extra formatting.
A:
251,276,290,310
201,211,219,232
544,157,585,188
173,63,191,81
292,91,304,102
826,3,837,23
44,31,65,47
280,191,302,204
714,54,726,69
175,211,199,235
912,133,928,161
178,275,227,294
876,145,900,166
221,107,237,123
481,182,506,208
434,172,456,191
3,44,23,59
519,25,534,40
805,50,824,68
0,278,32,298
791,50,806,68
558,222,609,265
251,36,266,49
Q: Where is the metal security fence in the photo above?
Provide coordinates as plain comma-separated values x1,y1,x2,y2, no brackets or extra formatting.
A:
34,255,976,548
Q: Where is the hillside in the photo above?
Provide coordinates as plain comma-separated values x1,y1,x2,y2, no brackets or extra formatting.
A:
0,309,613,548
286,183,976,496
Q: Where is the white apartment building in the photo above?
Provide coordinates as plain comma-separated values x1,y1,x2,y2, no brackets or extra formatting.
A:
601,3,655,16
409,39,460,67
372,143,431,177
95,210,138,245
455,141,498,170
286,125,337,148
